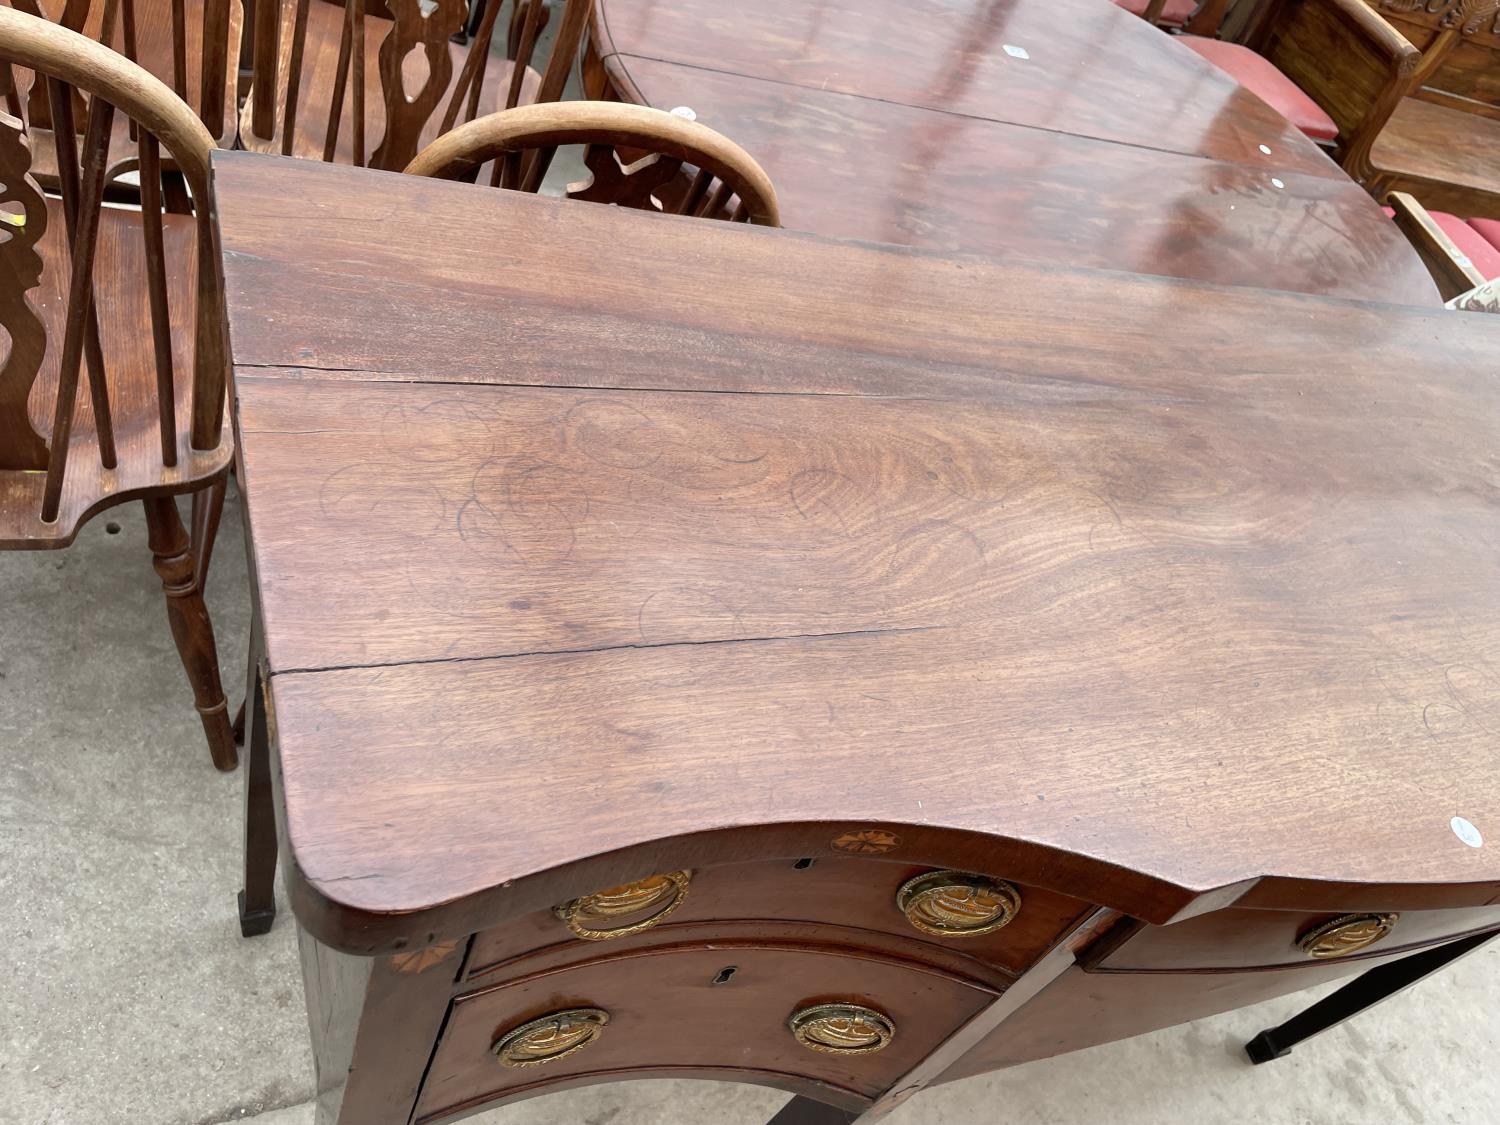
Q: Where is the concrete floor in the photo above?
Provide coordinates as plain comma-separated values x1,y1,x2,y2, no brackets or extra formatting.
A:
3,486,1499,1125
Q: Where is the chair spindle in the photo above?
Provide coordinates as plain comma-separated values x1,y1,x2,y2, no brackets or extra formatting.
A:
280,0,311,156
323,0,357,162
171,0,188,97
506,0,544,110
250,0,279,136
678,168,713,215
443,0,502,134
698,180,733,219
199,0,229,132
42,94,115,521
46,76,117,470
351,0,365,166
137,130,177,465
518,141,554,193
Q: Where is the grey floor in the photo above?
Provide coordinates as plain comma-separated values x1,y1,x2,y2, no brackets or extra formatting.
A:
3,486,1498,1125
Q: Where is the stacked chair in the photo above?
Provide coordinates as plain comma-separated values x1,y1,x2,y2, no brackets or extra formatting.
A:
1117,1,1500,308
1129,0,1500,219
0,0,778,777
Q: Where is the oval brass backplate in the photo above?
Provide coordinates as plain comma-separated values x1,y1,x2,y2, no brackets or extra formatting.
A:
491,1008,610,1067
788,1003,896,1055
1297,913,1399,959
554,870,691,940
896,870,1021,937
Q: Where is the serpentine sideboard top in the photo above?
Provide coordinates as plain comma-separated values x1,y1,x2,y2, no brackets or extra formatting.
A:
215,151,1500,956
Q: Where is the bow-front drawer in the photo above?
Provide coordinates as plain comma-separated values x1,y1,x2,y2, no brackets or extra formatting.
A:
466,856,1093,987
1097,904,1500,972
414,943,994,1123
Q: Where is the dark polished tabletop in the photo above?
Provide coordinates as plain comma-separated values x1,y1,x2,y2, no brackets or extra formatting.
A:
216,154,1500,954
589,0,1441,305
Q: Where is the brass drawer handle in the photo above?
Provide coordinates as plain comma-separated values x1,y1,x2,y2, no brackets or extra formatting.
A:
789,1003,895,1055
896,870,1021,937
554,870,691,940
492,1008,610,1067
1298,913,1399,958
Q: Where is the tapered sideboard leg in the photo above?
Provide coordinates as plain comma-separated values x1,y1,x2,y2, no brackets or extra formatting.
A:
1245,928,1500,1064
766,1096,862,1125
239,615,278,937
302,930,464,1125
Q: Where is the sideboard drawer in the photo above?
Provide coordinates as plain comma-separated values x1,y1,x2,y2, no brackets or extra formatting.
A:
415,943,993,1122
467,856,1092,984
1098,904,1500,972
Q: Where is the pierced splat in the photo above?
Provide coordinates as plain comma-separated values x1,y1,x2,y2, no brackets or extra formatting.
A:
370,0,466,171
1379,0,1500,87
1378,0,1500,37
0,110,51,471
567,143,685,213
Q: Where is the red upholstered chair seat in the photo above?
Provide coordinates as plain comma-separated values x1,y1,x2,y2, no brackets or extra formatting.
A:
1468,217,1500,259
1114,0,1199,24
1383,206,1500,281
1177,35,1339,143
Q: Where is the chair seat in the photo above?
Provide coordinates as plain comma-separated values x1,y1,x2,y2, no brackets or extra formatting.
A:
239,0,543,171
1371,97,1500,221
1177,36,1338,143
1468,217,1500,256
1113,0,1199,24
1382,204,1500,281
0,201,233,549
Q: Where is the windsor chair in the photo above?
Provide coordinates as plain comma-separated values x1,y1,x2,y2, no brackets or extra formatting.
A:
403,101,780,225
0,4,238,770
6,0,241,185
239,0,588,173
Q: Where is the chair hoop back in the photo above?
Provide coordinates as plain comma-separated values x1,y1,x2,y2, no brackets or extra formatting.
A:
404,101,782,226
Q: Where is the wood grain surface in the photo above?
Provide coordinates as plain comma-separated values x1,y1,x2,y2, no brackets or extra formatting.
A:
216,153,1500,952
588,0,1439,304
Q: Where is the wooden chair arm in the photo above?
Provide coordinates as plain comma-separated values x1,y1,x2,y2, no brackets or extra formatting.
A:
1303,0,1415,63
1386,191,1488,301
406,101,781,226
1254,0,1418,181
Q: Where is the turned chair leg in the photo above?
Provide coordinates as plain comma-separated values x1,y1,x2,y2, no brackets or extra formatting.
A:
143,494,238,771
239,613,278,937
1245,927,1500,1063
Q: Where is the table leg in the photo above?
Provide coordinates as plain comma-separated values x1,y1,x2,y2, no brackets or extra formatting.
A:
303,931,463,1125
766,1097,861,1125
239,613,278,937
1245,928,1500,1063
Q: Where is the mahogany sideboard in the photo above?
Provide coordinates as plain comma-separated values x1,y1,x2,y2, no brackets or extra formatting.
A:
213,151,1500,1124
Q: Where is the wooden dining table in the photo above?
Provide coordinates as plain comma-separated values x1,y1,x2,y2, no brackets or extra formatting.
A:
217,151,1500,1125
586,0,1441,306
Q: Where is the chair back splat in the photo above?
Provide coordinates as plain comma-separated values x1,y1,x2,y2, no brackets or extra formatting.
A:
244,0,589,171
